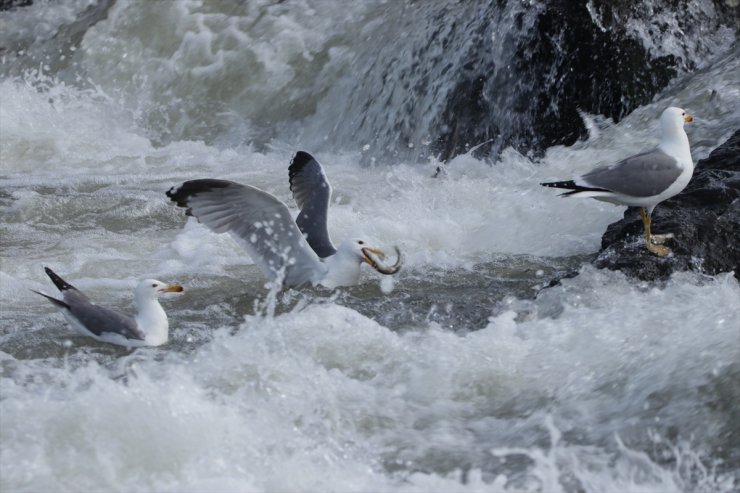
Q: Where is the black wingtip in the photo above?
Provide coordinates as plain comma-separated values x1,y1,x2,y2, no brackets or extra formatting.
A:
540,180,610,196
290,151,316,170
31,289,70,309
166,179,233,212
540,180,578,189
43,267,77,292
289,151,318,187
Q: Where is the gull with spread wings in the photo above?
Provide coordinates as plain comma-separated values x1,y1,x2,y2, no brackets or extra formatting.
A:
167,151,402,288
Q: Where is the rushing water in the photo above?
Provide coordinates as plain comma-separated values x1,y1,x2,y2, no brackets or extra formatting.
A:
1,1,739,492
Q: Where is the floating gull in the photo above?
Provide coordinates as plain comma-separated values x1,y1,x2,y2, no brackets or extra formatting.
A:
32,267,183,347
166,151,402,288
541,106,694,256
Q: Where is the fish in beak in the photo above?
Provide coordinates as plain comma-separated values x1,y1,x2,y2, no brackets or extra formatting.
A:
684,113,693,123
362,246,403,275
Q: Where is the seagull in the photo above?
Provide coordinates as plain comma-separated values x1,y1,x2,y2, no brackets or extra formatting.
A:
541,106,694,256
166,151,402,289
32,267,184,347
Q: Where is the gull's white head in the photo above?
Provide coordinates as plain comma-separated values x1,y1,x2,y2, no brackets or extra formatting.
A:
336,239,381,264
134,279,184,301
132,279,183,346
660,106,693,137
321,240,403,288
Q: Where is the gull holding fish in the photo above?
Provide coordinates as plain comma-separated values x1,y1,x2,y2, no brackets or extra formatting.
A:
167,151,402,288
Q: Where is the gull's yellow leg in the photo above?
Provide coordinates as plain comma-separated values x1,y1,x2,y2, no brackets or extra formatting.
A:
640,207,670,256
640,207,675,245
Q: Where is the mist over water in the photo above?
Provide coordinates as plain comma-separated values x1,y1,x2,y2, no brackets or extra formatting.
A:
1,1,740,492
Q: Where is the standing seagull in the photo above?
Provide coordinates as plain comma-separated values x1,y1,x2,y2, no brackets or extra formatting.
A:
541,106,694,256
166,151,401,289
32,267,184,347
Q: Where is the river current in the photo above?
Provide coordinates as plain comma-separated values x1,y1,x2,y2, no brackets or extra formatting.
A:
1,1,739,491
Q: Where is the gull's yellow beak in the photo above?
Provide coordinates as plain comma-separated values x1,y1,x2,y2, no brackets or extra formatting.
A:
362,246,403,275
362,247,385,266
161,283,184,293
684,113,693,123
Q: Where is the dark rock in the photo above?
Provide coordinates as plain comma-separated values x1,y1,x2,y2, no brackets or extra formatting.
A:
0,0,32,12
594,130,740,280
316,0,736,162
439,0,739,160
506,1,678,156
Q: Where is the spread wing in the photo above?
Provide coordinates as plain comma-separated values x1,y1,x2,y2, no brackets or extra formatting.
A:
167,179,325,287
580,149,683,197
288,151,337,258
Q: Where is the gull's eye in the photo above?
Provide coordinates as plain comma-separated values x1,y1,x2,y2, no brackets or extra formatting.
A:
357,240,364,245
152,283,157,288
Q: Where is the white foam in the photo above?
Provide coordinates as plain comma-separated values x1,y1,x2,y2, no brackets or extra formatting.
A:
2,268,738,491
0,76,151,172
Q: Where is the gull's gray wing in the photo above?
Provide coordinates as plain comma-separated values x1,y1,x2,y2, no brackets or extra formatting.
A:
288,151,337,258
36,267,144,340
63,290,144,340
580,149,682,197
167,179,324,287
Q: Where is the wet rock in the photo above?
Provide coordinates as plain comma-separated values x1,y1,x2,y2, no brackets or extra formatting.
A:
433,1,682,161
0,0,32,11
504,1,678,156
333,0,735,162
594,130,740,280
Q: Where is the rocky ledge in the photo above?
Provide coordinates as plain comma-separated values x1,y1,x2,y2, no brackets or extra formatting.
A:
594,129,740,281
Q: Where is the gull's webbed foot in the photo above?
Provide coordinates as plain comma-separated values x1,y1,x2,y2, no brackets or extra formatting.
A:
639,207,671,256
650,233,674,245
646,242,671,257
